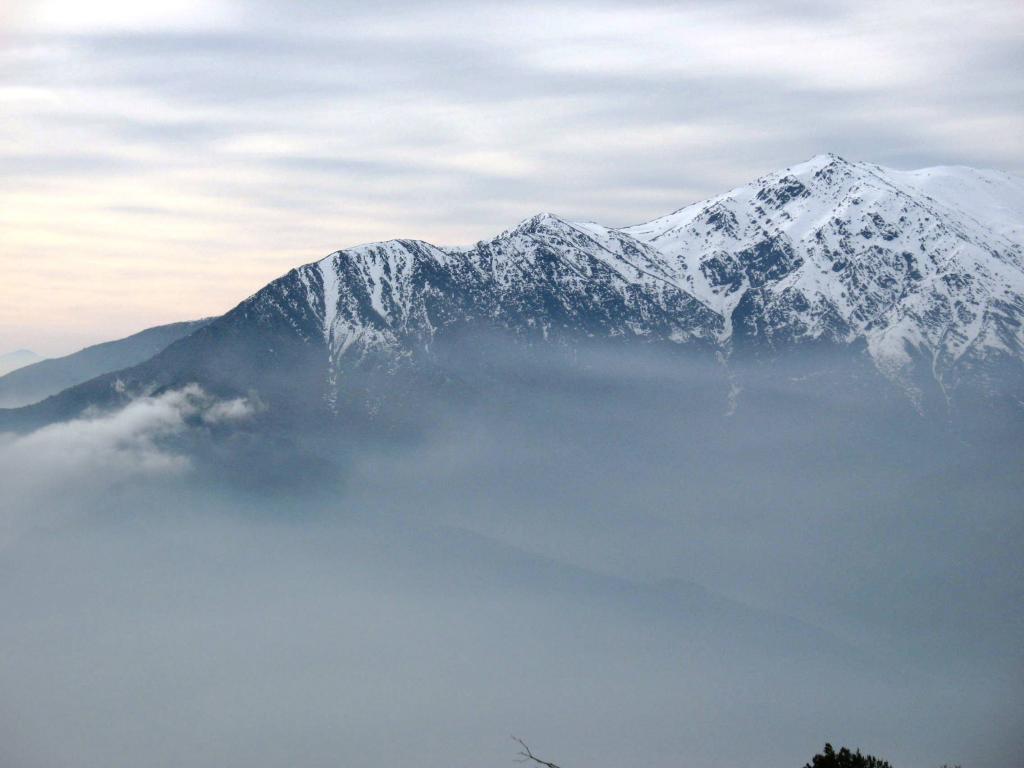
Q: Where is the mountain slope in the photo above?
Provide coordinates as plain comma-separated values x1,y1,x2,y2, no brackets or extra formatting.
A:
0,350,44,378
0,320,213,409
296,214,721,374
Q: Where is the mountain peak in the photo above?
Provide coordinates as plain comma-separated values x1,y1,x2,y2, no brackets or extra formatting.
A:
507,211,570,236
784,152,856,179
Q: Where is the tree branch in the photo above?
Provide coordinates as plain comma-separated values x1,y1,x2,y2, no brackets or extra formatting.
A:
512,736,562,768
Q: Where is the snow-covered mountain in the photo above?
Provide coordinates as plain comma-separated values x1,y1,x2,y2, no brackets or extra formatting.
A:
622,153,1024,403
290,212,722,367
2,154,1022,430
275,153,1024,406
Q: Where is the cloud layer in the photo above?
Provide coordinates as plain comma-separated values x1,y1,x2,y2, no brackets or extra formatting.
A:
0,351,1021,767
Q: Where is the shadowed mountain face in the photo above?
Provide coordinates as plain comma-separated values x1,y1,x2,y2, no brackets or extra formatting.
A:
1,155,1023,434
0,319,212,409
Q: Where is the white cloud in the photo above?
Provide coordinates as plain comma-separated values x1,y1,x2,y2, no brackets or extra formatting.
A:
0,385,255,543
12,0,239,33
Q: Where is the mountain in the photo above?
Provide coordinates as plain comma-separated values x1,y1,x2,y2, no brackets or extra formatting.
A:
0,349,44,377
2,154,1022,431
621,153,1024,406
0,319,213,409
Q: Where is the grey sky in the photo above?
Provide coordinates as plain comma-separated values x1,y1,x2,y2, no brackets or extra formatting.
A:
2,0,1023,354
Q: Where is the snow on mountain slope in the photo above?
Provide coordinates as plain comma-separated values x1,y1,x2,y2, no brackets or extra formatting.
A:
621,154,1024,400
289,214,722,376
882,164,1024,244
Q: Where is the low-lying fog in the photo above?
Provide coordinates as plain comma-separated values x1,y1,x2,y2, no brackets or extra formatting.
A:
1,344,1021,768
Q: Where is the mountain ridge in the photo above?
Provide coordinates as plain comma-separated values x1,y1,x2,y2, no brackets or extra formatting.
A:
2,154,1022,430
0,349,44,378
0,319,214,409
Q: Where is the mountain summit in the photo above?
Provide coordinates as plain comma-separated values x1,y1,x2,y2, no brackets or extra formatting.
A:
622,153,1024,398
3,155,1023,429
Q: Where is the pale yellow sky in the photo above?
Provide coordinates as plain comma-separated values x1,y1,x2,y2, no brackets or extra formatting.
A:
2,0,1023,356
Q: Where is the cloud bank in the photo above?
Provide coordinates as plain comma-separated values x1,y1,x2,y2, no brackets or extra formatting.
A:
3,351,1020,768
0,385,255,541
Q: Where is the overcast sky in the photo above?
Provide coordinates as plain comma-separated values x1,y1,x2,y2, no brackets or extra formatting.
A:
2,0,1023,355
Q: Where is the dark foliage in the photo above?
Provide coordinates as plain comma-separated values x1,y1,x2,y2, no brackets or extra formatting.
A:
804,743,893,768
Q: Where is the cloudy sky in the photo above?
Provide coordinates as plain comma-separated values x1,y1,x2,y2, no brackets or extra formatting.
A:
2,0,1023,355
